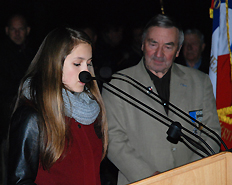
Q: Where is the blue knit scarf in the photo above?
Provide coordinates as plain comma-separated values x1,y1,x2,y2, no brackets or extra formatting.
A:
22,79,100,125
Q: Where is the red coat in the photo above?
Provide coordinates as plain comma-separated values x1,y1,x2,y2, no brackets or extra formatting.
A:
35,118,103,185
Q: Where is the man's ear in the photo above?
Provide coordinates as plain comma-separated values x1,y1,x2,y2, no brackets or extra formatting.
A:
26,27,31,35
201,43,206,52
5,27,9,35
176,45,182,57
141,43,144,51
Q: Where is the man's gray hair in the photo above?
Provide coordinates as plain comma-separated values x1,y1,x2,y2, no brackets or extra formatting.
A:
184,29,205,44
142,14,184,49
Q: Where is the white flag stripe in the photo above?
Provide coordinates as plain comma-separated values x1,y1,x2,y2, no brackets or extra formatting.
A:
209,2,232,98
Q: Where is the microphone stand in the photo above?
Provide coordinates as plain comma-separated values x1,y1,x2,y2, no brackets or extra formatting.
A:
111,76,221,147
113,72,228,150
78,70,227,157
167,122,212,157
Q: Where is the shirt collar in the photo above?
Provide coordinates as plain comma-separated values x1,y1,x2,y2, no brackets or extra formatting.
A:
144,61,172,82
186,58,202,69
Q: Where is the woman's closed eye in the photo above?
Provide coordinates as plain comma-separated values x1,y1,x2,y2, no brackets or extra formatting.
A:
74,63,80,66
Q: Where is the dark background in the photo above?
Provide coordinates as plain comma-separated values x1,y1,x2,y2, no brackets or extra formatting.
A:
0,0,213,52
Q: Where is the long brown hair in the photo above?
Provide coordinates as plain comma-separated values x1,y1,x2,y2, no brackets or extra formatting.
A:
14,27,108,170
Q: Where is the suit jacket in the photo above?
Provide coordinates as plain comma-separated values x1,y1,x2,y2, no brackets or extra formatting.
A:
102,58,221,185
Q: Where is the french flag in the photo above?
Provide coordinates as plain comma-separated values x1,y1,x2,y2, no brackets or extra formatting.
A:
209,0,232,150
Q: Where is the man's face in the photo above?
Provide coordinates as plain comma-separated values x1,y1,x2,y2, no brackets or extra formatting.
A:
108,27,123,47
142,26,181,78
5,16,30,45
183,33,205,63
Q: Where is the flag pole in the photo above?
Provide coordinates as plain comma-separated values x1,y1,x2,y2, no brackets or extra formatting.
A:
225,0,232,80
160,0,165,14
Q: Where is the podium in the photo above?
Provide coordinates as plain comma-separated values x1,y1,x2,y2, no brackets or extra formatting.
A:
130,152,232,185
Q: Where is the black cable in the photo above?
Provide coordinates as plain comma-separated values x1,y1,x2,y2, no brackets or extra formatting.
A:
112,76,220,147
103,84,215,157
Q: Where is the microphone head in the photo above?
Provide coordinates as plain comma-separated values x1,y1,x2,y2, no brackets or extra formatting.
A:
166,122,182,144
79,71,92,83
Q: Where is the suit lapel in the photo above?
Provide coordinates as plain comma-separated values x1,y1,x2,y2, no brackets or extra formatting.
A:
133,61,188,118
135,60,167,116
169,63,187,118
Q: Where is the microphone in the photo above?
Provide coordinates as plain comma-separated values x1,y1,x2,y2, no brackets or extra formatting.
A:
79,71,95,83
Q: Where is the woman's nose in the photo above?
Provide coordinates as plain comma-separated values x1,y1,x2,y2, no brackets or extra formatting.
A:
82,64,90,72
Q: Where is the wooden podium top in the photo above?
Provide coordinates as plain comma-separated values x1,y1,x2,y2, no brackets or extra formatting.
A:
130,152,232,185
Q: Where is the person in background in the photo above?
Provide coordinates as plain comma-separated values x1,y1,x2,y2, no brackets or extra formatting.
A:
0,14,37,184
5,14,31,46
80,25,98,50
94,22,127,74
2,13,36,92
7,27,108,185
116,23,144,71
175,29,209,74
0,13,36,138
102,14,221,184
93,22,128,92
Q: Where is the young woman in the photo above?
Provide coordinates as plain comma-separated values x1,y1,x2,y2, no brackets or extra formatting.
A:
7,27,108,185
